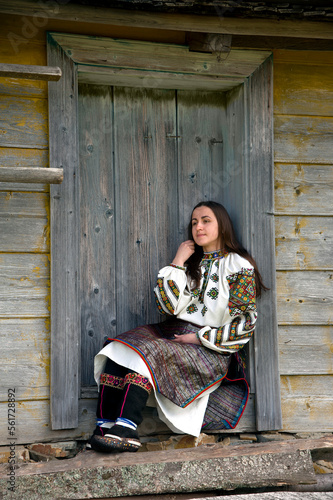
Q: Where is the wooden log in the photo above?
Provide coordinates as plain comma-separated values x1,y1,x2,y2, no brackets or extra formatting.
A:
1,1,333,39
0,63,61,81
0,148,49,192
2,437,329,499
0,166,63,184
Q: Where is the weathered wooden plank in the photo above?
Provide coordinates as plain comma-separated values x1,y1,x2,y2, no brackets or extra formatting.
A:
53,33,270,80
2,2,333,38
113,86,178,333
54,33,270,80
48,34,80,429
78,84,116,386
0,191,47,216
0,95,48,148
78,66,243,91
0,34,46,64
279,326,333,375
281,397,333,432
276,271,333,325
0,218,48,252
177,89,227,232
0,399,94,447
274,115,333,164
281,374,333,398
274,62,333,116
0,166,63,184
0,191,48,252
0,253,49,318
0,318,50,402
275,216,333,270
0,63,61,81
273,50,333,65
274,163,333,215
0,77,47,98
246,58,281,431
0,147,49,192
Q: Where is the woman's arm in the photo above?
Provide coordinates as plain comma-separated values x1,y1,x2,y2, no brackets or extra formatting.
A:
154,241,195,316
198,269,257,353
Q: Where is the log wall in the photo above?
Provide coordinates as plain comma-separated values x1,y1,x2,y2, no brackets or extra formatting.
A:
0,13,332,445
274,50,333,432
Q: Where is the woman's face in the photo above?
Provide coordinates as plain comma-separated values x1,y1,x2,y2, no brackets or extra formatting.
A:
191,206,222,252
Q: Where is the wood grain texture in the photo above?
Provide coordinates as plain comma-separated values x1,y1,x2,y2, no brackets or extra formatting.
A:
0,318,50,402
246,58,282,431
279,326,333,375
0,399,94,446
276,271,333,325
274,163,333,215
274,62,333,117
78,84,116,386
0,191,49,252
274,115,333,164
1,2,333,38
113,86,178,333
0,95,48,148
51,32,270,80
275,216,333,270
281,396,333,432
177,89,226,232
48,34,80,429
280,374,333,398
0,63,61,81
0,147,49,192
0,253,49,318
0,166,62,184
78,65,243,92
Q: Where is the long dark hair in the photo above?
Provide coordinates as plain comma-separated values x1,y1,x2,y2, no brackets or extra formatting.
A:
186,201,267,297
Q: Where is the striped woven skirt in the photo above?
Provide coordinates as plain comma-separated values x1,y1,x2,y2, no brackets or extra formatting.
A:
98,318,248,431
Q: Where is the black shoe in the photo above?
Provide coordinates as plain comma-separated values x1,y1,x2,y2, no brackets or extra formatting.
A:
90,425,141,453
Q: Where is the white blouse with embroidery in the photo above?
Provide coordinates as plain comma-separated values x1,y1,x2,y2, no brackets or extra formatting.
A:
154,250,257,353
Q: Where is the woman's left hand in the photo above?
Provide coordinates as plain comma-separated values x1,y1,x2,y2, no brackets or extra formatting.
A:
172,333,200,345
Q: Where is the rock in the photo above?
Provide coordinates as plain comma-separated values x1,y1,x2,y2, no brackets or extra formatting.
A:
239,433,257,441
257,433,296,443
294,432,332,440
27,441,79,459
313,461,333,474
0,446,30,464
313,460,333,473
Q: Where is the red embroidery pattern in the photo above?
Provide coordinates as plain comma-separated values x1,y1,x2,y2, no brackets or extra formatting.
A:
100,373,125,390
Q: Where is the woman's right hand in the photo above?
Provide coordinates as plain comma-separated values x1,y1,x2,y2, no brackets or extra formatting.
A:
171,240,195,267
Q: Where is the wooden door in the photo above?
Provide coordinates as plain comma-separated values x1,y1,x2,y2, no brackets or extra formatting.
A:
78,85,227,387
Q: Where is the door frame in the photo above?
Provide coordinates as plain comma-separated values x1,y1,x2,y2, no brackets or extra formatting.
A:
47,32,281,432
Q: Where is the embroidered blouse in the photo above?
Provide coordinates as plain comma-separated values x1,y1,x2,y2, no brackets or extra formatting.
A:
154,250,257,354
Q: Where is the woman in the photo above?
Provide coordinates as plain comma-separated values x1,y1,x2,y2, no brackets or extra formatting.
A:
90,201,265,453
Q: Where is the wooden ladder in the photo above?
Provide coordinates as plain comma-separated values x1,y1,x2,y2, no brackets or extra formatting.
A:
0,63,63,184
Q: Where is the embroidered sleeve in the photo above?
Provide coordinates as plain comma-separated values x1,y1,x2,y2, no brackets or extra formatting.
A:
198,268,257,353
154,265,188,316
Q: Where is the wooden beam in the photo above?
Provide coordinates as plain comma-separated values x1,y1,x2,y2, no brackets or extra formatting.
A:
0,0,332,39
0,64,62,81
0,167,63,184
